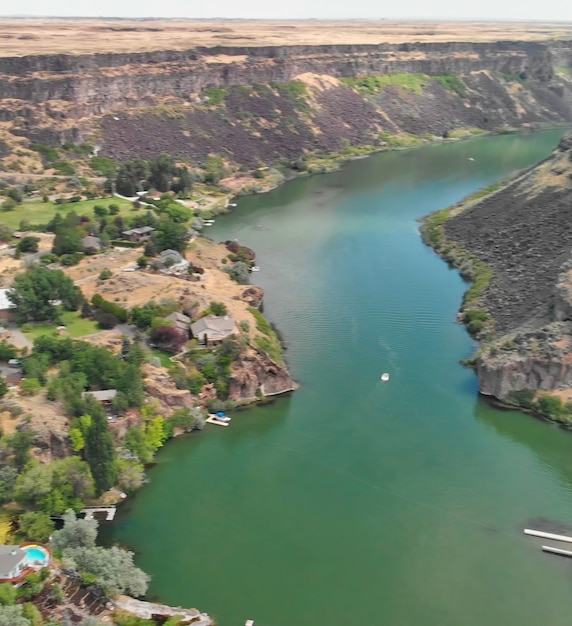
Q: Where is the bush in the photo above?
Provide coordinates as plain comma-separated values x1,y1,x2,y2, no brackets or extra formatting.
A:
99,268,113,280
209,301,228,317
91,294,128,323
20,378,41,396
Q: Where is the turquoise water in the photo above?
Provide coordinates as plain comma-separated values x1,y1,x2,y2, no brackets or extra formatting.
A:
25,546,48,565
110,130,572,626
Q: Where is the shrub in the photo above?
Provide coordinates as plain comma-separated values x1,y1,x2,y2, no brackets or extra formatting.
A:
151,326,187,353
209,301,228,317
99,268,113,280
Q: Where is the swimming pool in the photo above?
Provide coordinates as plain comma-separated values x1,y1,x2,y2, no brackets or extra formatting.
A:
24,545,49,567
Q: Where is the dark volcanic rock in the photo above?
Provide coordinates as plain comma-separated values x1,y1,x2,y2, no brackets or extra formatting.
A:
444,142,572,334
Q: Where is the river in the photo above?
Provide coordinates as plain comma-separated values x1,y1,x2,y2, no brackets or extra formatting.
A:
110,130,572,626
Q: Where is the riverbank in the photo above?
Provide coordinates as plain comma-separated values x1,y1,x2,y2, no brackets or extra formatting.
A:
420,131,572,424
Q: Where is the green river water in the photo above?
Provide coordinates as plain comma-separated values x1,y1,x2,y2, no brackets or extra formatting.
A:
110,130,572,626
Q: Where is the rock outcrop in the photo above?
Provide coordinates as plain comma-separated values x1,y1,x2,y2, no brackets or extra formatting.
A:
229,347,296,401
143,364,194,414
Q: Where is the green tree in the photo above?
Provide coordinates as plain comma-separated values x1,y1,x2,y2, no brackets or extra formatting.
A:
0,340,17,361
5,430,35,470
115,459,146,493
151,217,190,253
0,466,18,503
0,378,7,399
536,395,564,420
21,603,42,626
16,237,40,254
0,604,31,626
84,408,117,495
51,509,98,552
209,301,228,316
18,512,55,543
62,546,149,597
8,265,83,323
148,153,174,192
52,212,83,256
0,583,16,606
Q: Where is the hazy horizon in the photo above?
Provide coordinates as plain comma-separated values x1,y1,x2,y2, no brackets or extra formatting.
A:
3,0,572,22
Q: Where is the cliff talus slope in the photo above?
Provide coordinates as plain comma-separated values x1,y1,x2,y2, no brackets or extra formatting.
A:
1,40,572,171
436,134,572,402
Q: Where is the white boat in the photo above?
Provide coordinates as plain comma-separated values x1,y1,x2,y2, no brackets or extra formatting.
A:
380,373,390,382
467,157,475,162
250,266,261,272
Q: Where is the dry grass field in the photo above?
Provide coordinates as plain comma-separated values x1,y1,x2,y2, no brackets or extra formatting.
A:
1,19,572,56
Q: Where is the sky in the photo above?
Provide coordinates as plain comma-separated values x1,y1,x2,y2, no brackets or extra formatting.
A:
5,0,572,22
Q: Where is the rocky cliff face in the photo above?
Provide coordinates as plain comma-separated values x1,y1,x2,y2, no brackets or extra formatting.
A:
435,133,572,400
229,347,296,402
1,40,572,168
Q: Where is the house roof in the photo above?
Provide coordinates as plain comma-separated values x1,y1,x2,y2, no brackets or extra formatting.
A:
123,226,155,236
0,289,15,311
82,389,118,402
165,311,191,326
160,249,182,260
190,315,236,338
0,546,27,574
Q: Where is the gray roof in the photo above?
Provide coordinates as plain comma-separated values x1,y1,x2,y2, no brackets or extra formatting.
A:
82,389,117,402
160,249,183,261
190,315,236,339
123,226,155,236
165,311,191,326
0,546,27,573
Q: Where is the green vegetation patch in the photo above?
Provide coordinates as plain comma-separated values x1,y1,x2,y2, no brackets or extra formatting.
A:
434,75,467,97
378,132,423,148
21,310,99,340
341,73,428,95
0,196,133,229
446,127,487,140
248,306,284,364
555,66,572,76
203,87,227,107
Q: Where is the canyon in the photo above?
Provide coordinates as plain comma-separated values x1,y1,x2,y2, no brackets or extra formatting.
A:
1,23,572,173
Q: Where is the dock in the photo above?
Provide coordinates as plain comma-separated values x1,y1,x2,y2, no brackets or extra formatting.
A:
523,529,572,543
206,415,231,427
82,507,117,521
542,546,572,557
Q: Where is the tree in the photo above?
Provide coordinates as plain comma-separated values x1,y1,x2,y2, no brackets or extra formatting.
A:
0,604,31,626
14,463,52,504
93,205,108,218
151,326,187,353
6,430,35,470
0,582,16,606
62,545,149,597
51,509,98,552
0,466,18,503
6,187,23,204
52,212,83,256
16,237,40,254
18,512,55,543
0,378,7,399
0,341,17,361
84,409,117,495
21,604,42,626
148,153,174,192
209,301,228,316
8,266,83,323
224,262,250,285
151,217,190,253
536,395,564,420
115,459,146,493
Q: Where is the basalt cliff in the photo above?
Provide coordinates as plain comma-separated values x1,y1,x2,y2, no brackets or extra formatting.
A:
1,39,572,171
422,133,572,414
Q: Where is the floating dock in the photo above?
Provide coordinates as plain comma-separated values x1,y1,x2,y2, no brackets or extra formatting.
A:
523,529,572,543
542,545,572,557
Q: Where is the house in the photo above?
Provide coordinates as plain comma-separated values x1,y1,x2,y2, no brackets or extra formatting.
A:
0,546,29,582
82,389,117,404
0,289,15,321
82,236,102,253
190,315,237,345
158,249,189,272
122,226,155,242
165,311,191,334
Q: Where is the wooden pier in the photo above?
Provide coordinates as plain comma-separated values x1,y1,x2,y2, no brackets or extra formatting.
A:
82,507,117,521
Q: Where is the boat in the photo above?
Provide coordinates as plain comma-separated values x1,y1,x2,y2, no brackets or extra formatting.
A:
467,157,475,162
380,373,390,382
250,266,261,272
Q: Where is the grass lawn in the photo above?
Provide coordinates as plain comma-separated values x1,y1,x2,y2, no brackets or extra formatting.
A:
150,349,174,368
22,309,99,341
0,197,135,228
